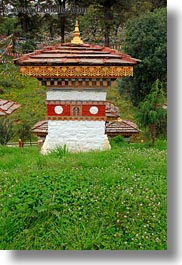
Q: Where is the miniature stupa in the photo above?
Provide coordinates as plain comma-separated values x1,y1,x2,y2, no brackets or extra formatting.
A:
15,20,140,153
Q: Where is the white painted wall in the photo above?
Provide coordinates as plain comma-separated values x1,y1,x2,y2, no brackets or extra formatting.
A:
43,120,109,152
47,90,107,101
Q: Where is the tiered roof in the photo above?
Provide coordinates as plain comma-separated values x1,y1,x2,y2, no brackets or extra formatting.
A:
15,43,140,66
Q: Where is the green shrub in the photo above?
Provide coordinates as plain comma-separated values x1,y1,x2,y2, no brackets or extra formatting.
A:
0,118,13,145
110,135,126,147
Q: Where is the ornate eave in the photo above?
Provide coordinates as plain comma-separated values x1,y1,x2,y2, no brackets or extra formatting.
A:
19,65,133,79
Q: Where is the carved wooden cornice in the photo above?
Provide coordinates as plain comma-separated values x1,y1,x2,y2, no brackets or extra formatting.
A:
19,65,133,79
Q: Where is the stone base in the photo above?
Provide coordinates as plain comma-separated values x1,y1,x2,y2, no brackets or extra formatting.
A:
41,120,111,154
41,136,49,155
104,134,111,151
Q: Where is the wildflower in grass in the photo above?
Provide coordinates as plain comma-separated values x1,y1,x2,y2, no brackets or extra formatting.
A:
0,140,167,250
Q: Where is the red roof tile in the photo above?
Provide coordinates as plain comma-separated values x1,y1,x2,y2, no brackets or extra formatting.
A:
32,120,48,135
15,43,140,66
0,99,20,116
106,119,139,136
105,101,120,118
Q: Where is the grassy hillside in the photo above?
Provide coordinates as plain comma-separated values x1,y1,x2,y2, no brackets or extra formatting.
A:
0,63,46,141
0,141,167,250
107,81,138,121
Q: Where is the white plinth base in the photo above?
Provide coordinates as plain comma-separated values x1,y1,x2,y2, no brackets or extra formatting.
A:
41,120,111,154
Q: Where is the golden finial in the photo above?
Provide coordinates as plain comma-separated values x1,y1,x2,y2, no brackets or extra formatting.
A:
71,19,83,44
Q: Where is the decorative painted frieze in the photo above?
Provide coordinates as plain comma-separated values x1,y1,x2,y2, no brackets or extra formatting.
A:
19,65,133,79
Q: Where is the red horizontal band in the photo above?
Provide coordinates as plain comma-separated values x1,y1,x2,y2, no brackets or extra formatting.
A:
47,104,105,117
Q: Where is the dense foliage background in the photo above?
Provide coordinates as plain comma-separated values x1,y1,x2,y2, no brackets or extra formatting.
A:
121,7,167,106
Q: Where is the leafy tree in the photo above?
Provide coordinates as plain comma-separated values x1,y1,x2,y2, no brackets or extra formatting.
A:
20,35,36,53
0,117,13,145
3,0,32,33
0,17,20,36
150,0,167,10
78,0,135,47
85,0,164,47
92,0,133,47
137,79,167,145
120,7,167,106
130,0,167,15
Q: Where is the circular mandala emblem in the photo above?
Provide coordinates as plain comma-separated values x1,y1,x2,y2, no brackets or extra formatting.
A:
89,106,98,115
54,105,63,114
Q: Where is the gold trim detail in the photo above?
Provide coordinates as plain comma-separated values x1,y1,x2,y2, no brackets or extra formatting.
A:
19,66,133,78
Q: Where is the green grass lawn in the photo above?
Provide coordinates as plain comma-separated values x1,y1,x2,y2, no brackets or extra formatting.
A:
0,141,167,250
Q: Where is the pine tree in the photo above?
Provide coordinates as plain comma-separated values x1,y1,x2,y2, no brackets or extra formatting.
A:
138,79,167,145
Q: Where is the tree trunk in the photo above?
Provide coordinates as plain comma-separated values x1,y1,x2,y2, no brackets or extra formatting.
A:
60,15,65,43
18,0,29,34
19,13,29,33
104,5,111,47
58,0,66,43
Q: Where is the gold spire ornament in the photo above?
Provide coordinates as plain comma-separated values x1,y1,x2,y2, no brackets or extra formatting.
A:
71,20,83,44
